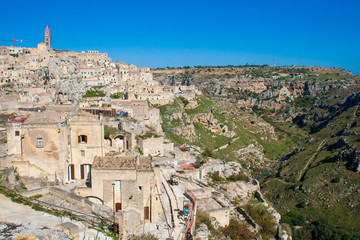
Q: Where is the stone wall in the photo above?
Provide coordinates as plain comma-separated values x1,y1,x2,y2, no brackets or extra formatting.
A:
90,167,161,223
6,122,22,155
139,137,164,156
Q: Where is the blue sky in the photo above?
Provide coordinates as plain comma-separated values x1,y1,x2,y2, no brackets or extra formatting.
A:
1,0,359,74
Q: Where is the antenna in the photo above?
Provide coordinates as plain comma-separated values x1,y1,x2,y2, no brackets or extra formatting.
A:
12,37,23,46
273,57,276,67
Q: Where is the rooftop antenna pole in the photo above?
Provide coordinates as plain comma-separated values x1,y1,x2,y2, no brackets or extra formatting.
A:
12,37,23,47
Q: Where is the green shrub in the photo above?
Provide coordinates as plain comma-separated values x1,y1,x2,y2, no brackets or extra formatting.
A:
222,219,256,240
227,172,250,182
110,92,124,99
82,89,105,98
196,210,213,231
311,219,341,240
333,176,341,183
207,171,249,184
104,125,122,138
182,99,189,107
245,202,277,236
19,182,27,190
280,209,305,227
29,194,43,199
293,96,315,109
201,147,214,158
127,234,159,240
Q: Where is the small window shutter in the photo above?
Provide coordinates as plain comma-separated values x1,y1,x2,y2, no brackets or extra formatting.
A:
80,164,84,179
70,164,75,180
84,135,87,143
78,136,81,143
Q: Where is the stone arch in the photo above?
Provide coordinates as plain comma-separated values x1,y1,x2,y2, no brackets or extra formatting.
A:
114,134,125,150
85,196,104,205
104,136,112,147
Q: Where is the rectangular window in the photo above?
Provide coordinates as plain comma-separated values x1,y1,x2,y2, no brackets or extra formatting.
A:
80,150,85,157
37,138,43,146
15,131,19,136
115,180,121,191
78,135,87,143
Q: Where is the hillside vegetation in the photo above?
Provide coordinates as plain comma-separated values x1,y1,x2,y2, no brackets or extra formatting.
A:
153,65,360,239
157,96,296,177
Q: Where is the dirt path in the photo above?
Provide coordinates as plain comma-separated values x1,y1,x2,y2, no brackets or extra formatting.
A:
297,140,326,182
352,105,359,122
213,137,239,152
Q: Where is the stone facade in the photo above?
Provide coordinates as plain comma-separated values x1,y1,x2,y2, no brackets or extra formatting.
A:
7,110,104,183
139,137,165,156
89,154,162,231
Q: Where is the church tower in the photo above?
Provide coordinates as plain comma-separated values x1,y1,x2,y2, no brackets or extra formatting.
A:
44,24,52,49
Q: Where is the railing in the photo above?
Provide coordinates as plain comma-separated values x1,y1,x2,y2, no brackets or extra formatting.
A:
31,198,117,234
183,189,197,240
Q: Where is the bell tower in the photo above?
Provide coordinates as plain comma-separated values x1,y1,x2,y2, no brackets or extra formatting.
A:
44,24,52,49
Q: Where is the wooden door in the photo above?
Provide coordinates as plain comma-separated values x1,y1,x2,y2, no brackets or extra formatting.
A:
144,206,150,220
115,203,122,211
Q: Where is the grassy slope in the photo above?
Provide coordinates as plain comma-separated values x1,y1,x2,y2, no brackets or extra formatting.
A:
261,102,360,236
158,95,296,173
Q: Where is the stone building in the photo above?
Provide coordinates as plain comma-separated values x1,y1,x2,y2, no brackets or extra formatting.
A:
110,99,162,133
138,137,174,157
7,110,104,183
87,154,162,233
0,46,9,56
68,111,104,182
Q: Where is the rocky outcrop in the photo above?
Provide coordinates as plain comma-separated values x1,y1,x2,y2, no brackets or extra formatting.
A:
340,148,360,172
220,180,260,204
193,113,221,133
174,124,196,140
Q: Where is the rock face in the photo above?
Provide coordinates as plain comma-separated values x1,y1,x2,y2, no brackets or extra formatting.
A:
193,113,222,134
341,148,360,172
0,222,71,240
185,100,198,109
174,124,195,140
220,181,260,204
236,144,265,164
194,223,210,240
